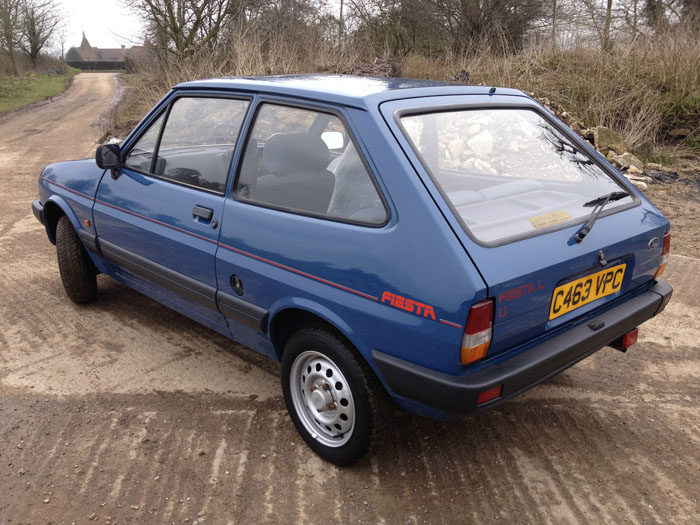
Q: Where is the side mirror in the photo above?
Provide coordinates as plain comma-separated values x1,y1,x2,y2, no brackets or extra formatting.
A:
96,144,121,170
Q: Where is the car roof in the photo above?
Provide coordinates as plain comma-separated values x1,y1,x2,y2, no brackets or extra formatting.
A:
174,74,527,109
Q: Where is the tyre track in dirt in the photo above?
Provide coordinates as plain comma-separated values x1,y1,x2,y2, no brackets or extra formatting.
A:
0,73,698,523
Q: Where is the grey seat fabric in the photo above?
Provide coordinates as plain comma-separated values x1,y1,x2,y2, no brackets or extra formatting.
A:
327,143,384,223
256,133,335,214
235,140,263,198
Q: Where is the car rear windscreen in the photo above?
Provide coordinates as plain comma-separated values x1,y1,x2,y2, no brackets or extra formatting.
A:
400,109,633,244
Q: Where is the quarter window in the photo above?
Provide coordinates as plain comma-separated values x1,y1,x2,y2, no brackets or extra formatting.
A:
124,112,164,173
235,103,387,225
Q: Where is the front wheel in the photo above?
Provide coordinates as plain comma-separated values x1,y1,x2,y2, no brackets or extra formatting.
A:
281,328,380,466
56,215,97,304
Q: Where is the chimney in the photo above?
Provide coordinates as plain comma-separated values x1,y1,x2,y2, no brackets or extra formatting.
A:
121,45,125,49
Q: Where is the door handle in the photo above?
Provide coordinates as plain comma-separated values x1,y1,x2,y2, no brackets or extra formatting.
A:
193,205,213,221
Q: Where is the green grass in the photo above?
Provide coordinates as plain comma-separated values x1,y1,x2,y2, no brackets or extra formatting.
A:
0,68,78,116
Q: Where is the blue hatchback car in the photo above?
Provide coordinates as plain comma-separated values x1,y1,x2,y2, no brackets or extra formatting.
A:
33,75,672,465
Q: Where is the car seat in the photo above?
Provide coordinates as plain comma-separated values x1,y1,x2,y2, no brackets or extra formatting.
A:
256,133,335,214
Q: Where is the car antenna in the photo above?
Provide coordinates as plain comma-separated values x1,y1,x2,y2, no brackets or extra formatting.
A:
489,87,496,95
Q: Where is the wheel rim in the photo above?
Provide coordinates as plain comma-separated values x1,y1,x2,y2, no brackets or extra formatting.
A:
289,350,356,448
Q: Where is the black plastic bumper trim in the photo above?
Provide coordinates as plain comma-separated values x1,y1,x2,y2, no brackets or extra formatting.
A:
217,291,268,333
100,239,218,312
32,200,44,225
373,281,673,415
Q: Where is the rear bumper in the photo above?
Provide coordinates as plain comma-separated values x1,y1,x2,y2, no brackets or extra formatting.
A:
32,200,44,225
373,281,672,415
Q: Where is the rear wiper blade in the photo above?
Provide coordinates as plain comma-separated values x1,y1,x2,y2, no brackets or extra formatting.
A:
583,191,629,207
574,191,630,243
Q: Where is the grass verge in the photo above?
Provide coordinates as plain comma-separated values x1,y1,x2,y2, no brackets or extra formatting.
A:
0,67,79,117
112,73,151,138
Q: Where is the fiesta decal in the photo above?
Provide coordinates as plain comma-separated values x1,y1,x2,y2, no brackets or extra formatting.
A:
381,291,437,321
499,280,545,303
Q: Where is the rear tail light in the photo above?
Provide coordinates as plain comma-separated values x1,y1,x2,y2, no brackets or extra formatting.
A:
654,231,671,278
461,299,494,365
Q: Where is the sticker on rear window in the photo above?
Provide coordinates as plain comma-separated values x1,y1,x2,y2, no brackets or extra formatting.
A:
528,209,573,229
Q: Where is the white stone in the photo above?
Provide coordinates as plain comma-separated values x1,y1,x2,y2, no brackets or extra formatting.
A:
447,139,465,161
467,130,493,157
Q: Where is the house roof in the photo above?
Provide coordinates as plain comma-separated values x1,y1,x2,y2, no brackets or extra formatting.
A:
66,33,129,61
96,48,128,60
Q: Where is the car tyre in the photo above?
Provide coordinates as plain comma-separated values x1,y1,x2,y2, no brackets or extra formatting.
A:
281,328,382,466
56,215,97,304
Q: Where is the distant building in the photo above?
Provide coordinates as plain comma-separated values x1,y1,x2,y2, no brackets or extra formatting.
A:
65,33,154,71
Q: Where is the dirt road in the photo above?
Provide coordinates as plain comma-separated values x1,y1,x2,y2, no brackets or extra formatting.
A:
1,73,699,524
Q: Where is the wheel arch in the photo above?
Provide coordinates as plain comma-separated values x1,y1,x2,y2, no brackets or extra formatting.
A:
268,301,379,376
43,196,81,245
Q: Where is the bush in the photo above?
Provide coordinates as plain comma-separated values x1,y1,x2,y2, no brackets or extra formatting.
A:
124,25,699,155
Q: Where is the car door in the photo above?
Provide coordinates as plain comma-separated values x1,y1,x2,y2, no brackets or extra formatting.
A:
213,100,398,357
93,94,251,330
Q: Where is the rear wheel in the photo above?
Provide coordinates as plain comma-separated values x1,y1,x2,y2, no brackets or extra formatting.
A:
56,215,97,304
281,328,380,466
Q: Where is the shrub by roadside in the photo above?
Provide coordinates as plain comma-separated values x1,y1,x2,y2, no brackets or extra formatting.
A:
110,25,699,175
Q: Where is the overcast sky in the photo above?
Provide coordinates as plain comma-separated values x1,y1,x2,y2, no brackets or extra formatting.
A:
57,0,145,51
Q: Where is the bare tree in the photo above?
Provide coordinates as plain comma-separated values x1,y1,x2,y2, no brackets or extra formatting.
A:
0,0,22,75
644,0,668,32
347,0,545,56
551,0,560,44
579,0,624,49
426,0,546,53
619,0,642,39
602,0,613,49
17,0,61,67
125,0,248,57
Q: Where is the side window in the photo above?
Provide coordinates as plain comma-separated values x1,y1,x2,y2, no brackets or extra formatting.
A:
123,112,165,173
124,97,249,194
155,97,249,193
235,103,387,225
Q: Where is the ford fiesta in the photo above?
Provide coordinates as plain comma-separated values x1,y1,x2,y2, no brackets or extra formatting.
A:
32,75,672,465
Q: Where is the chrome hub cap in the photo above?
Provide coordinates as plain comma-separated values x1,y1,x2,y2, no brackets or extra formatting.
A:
289,351,355,447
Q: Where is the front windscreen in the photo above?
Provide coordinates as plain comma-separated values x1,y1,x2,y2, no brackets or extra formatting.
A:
400,109,633,244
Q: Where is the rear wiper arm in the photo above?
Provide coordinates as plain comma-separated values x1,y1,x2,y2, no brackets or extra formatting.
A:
574,191,630,243
583,191,629,207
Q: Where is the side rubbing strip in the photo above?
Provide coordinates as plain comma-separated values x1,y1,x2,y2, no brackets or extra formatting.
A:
99,239,218,311
78,229,100,254
216,291,268,333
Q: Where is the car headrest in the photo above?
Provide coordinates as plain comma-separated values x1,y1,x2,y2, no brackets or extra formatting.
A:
263,133,330,174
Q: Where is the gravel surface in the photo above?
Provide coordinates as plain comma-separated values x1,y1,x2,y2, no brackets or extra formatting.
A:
0,73,698,523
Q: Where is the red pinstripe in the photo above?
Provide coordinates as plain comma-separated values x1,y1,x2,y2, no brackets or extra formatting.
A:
41,176,462,328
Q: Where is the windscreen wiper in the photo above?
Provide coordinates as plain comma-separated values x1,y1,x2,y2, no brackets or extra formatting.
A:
574,191,630,243
583,191,629,207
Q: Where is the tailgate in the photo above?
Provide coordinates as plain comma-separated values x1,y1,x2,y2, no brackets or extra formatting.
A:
378,95,670,358
471,203,668,356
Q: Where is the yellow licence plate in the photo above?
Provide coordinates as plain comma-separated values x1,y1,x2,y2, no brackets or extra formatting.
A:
549,264,626,320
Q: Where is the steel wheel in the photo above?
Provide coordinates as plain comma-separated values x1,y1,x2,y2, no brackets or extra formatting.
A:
289,350,356,447
281,328,382,466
